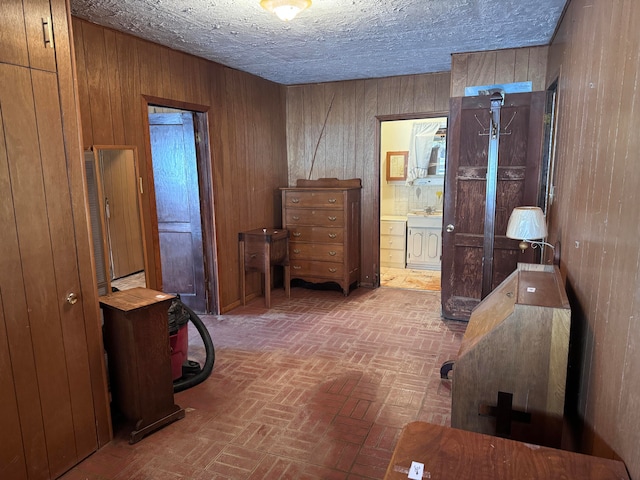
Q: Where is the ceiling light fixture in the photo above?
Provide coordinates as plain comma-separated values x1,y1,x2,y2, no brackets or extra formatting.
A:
260,0,311,21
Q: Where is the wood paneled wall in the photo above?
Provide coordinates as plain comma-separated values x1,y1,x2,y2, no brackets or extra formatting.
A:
545,1,640,476
72,18,288,312
285,73,451,287
451,46,548,97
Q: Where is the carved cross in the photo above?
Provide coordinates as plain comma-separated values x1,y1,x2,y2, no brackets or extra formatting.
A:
479,391,532,437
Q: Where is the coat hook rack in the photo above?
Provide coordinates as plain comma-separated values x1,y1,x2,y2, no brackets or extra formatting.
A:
475,111,517,137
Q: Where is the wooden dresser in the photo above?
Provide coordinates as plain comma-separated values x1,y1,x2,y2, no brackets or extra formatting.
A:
281,178,361,295
451,263,571,448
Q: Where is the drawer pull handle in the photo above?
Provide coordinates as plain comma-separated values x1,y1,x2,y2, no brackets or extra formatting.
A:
328,216,337,221
293,216,300,220
328,198,337,203
293,265,302,270
328,251,337,256
291,198,300,203
328,233,337,238
250,254,257,259
293,249,301,254
328,268,337,273
293,232,302,237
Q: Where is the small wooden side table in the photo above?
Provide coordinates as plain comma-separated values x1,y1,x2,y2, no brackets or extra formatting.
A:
99,288,185,443
239,228,290,308
384,422,629,480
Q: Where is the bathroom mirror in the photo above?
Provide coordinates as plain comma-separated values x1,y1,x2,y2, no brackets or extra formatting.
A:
85,146,146,295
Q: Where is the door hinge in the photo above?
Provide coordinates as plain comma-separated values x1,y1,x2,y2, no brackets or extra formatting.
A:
195,132,202,143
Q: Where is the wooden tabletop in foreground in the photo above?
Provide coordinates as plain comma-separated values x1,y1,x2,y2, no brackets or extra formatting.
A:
384,422,629,480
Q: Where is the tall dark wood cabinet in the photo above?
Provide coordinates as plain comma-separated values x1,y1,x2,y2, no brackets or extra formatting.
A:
0,1,110,479
281,178,361,295
441,92,546,320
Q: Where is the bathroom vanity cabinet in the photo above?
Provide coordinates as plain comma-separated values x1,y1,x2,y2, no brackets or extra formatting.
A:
406,214,442,270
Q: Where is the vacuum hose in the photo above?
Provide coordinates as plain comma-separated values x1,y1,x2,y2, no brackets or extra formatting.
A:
172,301,215,393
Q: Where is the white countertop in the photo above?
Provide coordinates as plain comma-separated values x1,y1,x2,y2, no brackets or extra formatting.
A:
381,215,408,222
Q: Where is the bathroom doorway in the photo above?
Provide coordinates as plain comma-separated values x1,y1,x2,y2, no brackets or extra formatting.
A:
379,115,447,291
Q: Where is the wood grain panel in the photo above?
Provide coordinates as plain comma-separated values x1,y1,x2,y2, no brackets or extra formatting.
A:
0,291,28,480
545,0,640,476
285,72,451,287
53,0,112,448
73,18,288,312
23,0,57,72
0,0,29,67
0,68,46,480
451,46,549,97
32,67,98,468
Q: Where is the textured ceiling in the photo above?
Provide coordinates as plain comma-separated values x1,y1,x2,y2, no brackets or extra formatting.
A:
70,0,567,86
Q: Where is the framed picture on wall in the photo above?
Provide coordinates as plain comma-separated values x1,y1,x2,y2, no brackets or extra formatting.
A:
386,151,408,181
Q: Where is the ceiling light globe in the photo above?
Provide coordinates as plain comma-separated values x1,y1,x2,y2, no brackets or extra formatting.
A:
260,0,311,21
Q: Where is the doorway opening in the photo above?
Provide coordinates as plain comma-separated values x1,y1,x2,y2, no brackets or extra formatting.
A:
143,99,218,314
378,115,447,291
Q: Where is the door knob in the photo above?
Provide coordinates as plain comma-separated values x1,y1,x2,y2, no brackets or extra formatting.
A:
446,224,455,232
66,292,78,305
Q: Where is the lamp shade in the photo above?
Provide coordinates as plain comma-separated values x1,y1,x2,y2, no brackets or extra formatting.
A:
506,206,548,240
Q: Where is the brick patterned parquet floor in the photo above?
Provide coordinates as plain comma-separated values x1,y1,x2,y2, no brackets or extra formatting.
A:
61,286,466,480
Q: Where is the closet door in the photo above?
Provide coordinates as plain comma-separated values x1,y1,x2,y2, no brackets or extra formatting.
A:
0,64,97,480
0,0,57,71
441,92,545,321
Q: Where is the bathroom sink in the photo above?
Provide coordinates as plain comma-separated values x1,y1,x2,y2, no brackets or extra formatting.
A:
408,210,442,217
407,213,442,227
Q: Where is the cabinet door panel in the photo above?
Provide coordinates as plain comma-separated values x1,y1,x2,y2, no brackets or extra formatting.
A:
1,63,52,480
442,93,544,320
1,62,97,479
23,0,57,71
0,1,30,66
0,293,29,480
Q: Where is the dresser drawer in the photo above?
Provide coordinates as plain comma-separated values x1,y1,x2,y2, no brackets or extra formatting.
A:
284,190,344,208
290,243,343,262
286,208,344,227
380,234,405,251
289,226,344,243
290,260,344,279
380,249,406,267
381,220,406,237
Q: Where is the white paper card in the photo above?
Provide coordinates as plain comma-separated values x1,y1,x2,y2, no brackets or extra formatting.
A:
408,461,424,480
527,287,536,293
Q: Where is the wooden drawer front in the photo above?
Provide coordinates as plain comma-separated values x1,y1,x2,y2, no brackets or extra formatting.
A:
381,220,406,236
381,249,406,266
290,260,344,279
290,243,344,262
380,234,405,251
284,191,344,208
289,226,344,244
286,208,344,227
